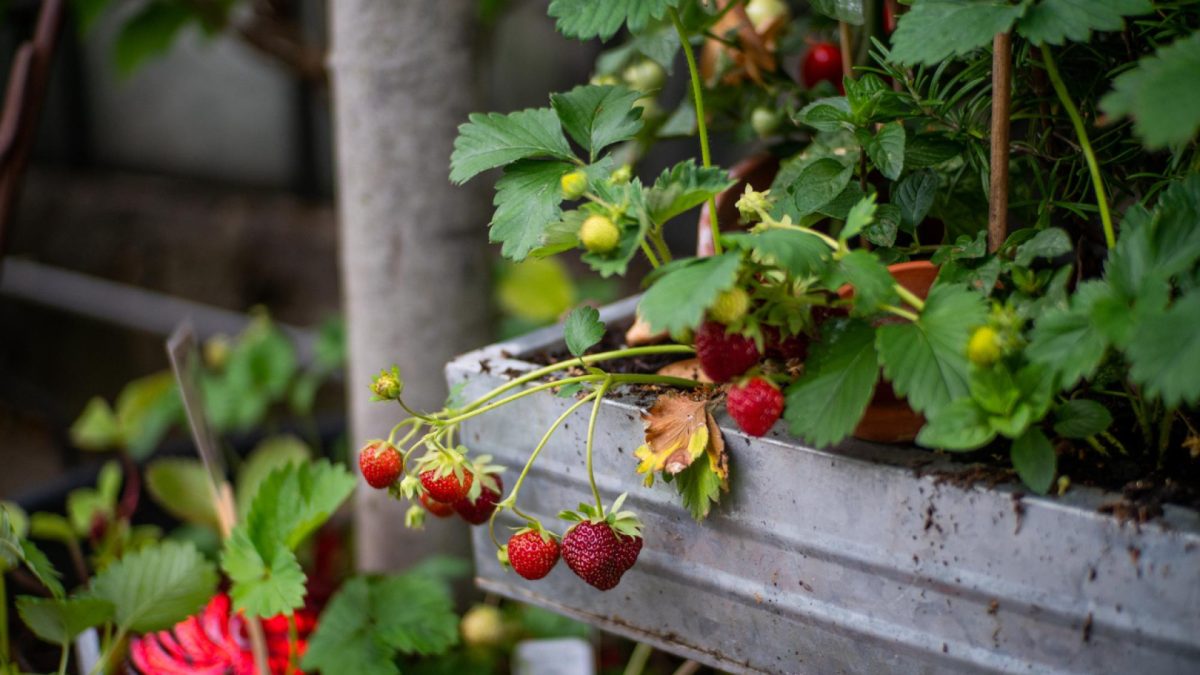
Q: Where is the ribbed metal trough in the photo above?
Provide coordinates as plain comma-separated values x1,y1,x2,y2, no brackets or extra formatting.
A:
446,297,1200,674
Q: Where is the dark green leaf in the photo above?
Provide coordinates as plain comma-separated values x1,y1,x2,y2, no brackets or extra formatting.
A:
490,160,574,261
810,0,864,24
548,0,682,41
671,450,723,521
1027,281,1111,386
894,170,938,231
916,398,996,450
245,460,356,554
1017,0,1151,46
863,123,905,180
1014,227,1072,267
865,205,901,247
223,530,307,618
1126,292,1200,407
1053,399,1113,439
637,254,742,333
114,2,193,76
450,109,574,184
723,230,831,278
16,596,113,645
564,306,606,357
876,284,988,415
21,540,64,599
784,319,879,447
795,98,853,133
550,85,643,160
236,435,311,519
1101,32,1200,149
790,159,854,216
645,161,734,225
836,250,898,315
1010,427,1056,494
889,0,1027,65
91,541,217,633
904,134,963,168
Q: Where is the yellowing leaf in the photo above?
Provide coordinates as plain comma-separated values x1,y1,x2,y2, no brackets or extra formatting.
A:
635,393,727,489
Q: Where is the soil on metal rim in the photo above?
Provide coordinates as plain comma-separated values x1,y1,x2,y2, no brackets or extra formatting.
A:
517,319,1200,522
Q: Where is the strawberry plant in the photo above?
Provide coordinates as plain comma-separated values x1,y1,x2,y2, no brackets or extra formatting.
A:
364,0,1200,596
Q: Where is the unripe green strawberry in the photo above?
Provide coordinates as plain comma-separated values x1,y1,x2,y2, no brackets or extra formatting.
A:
560,170,588,200
709,288,751,324
579,215,620,254
610,164,632,184
460,605,507,648
622,59,665,92
750,106,780,138
746,0,789,32
589,73,619,86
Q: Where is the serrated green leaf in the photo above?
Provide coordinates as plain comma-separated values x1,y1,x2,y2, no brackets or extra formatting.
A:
236,435,311,519
791,159,854,217
146,459,220,531
841,195,877,242
245,460,356,554
894,170,938,231
916,398,996,450
70,397,121,452
450,109,574,184
810,0,864,24
548,0,681,41
550,85,643,161
1017,0,1151,46
0,511,22,570
817,183,866,220
303,573,459,674
564,306,606,357
91,541,217,633
723,229,831,278
1126,292,1200,407
114,1,193,76
889,0,1027,65
17,596,113,645
21,540,64,598
1027,281,1111,386
1107,175,1200,301
862,123,905,181
785,318,879,447
877,284,988,415
637,254,742,333
1,502,27,540
672,450,722,521
1011,427,1056,494
1014,227,1072,267
1101,32,1200,149
226,318,298,402
836,250,898,315
491,160,574,261
795,98,853,133
645,161,734,225
866,204,901,247
1053,399,1113,439
223,529,307,618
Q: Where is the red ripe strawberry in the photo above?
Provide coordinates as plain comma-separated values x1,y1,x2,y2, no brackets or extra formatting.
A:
454,475,503,524
420,467,473,503
763,326,810,361
801,41,844,92
562,521,643,591
358,441,403,489
420,492,455,518
694,321,761,383
727,376,785,437
506,530,560,580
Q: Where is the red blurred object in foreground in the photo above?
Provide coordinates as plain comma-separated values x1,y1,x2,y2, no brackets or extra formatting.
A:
128,594,317,675
801,42,844,92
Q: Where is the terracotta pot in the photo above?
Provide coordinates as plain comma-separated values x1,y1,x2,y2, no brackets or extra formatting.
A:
696,153,780,256
838,260,939,443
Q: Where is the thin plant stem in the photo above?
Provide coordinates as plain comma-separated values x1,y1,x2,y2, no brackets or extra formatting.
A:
56,644,69,675
287,613,300,673
1040,45,1116,249
670,7,722,254
505,393,598,518
672,660,702,675
766,222,841,250
623,642,654,675
650,231,673,264
89,626,129,675
893,284,926,312
838,22,854,79
586,377,615,515
0,573,7,664
453,346,695,416
879,304,920,322
640,240,661,268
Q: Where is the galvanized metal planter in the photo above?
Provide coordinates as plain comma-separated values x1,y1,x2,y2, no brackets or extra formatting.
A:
445,297,1200,674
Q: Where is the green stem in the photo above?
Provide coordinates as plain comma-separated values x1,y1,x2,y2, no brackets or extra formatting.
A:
585,377,615,515
670,7,722,255
650,231,673,264
287,613,300,674
766,221,841,251
623,642,654,675
453,345,695,416
0,573,7,664
56,643,69,675
1100,430,1129,456
90,626,128,675
1040,45,1115,249
1084,435,1110,457
893,284,926,312
879,304,920,322
640,240,661,268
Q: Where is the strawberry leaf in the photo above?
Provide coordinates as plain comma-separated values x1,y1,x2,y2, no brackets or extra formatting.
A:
724,229,831,278
222,529,307,618
670,449,723,521
246,460,355,552
450,109,575,184
1026,281,1112,387
1011,427,1056,495
916,398,996,450
1053,399,1113,439
235,435,311,519
834,250,898,315
564,306,606,357
20,540,64,599
91,541,217,633
784,318,879,447
637,253,742,333
492,160,575,261
645,160,735,226
1126,291,1200,407
16,596,113,646
889,0,1027,66
550,85,643,161
145,458,221,531
1101,31,1200,149
1017,0,1151,46
548,0,682,41
840,194,878,243
876,284,987,416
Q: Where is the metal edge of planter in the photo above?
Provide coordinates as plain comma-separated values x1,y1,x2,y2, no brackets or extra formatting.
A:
444,296,1200,675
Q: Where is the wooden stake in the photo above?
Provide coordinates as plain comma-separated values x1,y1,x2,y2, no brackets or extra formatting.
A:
988,32,1013,253
838,21,854,80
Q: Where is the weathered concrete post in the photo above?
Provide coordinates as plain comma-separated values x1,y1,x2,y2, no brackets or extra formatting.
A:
330,0,490,571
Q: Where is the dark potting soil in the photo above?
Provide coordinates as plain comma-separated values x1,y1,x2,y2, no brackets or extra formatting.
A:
515,320,1200,522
